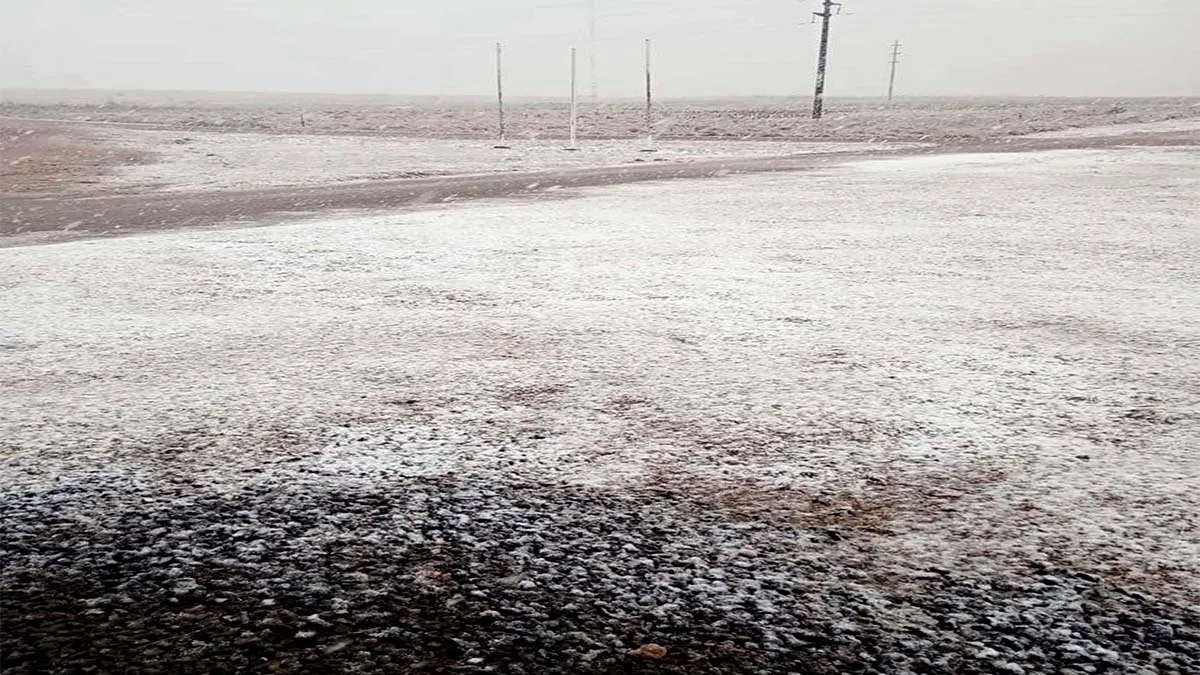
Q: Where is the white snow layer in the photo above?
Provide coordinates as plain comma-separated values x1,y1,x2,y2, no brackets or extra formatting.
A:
2,146,1198,596
98,127,908,192
1023,117,1200,139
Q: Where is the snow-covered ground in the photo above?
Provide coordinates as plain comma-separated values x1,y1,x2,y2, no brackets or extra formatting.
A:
4,92,1197,143
96,126,902,192
4,144,1198,599
1025,117,1200,139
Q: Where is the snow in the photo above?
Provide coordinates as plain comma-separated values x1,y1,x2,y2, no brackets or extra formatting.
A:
2,145,1198,598
1024,117,1200,139
4,92,1196,145
94,126,906,192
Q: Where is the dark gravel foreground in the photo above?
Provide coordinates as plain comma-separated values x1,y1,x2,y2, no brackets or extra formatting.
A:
2,473,1197,675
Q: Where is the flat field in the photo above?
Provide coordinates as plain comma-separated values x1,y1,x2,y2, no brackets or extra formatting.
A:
1,93,1199,673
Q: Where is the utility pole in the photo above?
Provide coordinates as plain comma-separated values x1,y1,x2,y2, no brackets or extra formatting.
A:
589,0,599,103
888,40,901,102
494,42,509,148
643,38,655,150
568,47,579,149
811,0,841,120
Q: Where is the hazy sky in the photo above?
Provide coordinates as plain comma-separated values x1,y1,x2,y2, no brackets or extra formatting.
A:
2,0,1197,98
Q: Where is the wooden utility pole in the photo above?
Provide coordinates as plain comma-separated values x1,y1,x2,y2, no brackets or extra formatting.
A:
888,40,902,102
811,0,841,120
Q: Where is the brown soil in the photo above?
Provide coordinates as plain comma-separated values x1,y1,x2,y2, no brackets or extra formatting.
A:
0,119,153,197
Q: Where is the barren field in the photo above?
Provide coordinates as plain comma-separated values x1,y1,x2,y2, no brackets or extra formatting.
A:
2,123,1198,674
81,130,910,194
1,118,907,199
4,90,1198,142
3,93,1198,201
3,92,1200,673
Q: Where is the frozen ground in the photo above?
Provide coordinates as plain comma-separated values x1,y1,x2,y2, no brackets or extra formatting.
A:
2,145,1198,673
4,145,1197,579
1025,117,1200,139
4,94,1197,198
3,91,1197,142
98,128,902,192
1,116,906,196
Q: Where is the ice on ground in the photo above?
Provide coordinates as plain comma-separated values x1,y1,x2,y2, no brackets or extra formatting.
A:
2,146,1198,598
96,126,906,192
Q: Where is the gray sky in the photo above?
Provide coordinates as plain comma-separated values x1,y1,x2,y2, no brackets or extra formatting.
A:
2,0,1197,98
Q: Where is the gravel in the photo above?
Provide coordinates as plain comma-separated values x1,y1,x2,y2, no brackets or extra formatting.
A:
3,468,1198,674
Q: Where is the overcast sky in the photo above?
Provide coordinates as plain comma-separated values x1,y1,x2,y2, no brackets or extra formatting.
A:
1,0,1197,98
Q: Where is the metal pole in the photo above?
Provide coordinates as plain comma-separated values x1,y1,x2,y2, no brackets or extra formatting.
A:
495,42,508,146
569,47,579,149
811,0,840,120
